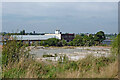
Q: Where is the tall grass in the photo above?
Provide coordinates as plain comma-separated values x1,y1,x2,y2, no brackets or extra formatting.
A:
3,54,117,78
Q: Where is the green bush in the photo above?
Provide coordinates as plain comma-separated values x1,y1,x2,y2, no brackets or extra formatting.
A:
69,61,79,71
68,41,73,46
78,55,93,72
45,38,59,46
61,39,67,46
2,40,23,66
111,34,120,56
3,68,26,78
40,41,45,46
2,39,32,77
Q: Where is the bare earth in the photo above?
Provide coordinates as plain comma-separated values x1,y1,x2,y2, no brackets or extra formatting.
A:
29,46,111,61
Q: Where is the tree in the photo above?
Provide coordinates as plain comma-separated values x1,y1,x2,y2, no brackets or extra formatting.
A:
88,34,95,46
45,38,59,46
80,33,85,37
20,30,26,35
111,33,120,56
2,39,30,67
94,31,106,45
23,30,25,35
61,39,67,46
82,35,89,46
68,41,73,46
72,35,83,46
40,41,45,46
57,41,62,47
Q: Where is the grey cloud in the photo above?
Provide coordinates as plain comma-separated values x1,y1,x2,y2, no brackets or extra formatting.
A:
2,2,118,33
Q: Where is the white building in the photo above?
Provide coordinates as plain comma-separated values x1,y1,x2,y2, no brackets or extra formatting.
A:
10,30,62,41
10,30,74,42
45,30,61,39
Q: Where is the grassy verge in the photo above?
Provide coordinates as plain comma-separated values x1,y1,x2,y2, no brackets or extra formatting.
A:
2,54,118,78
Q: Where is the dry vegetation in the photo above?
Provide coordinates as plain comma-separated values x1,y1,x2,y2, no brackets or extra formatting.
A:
2,53,118,78
57,60,118,78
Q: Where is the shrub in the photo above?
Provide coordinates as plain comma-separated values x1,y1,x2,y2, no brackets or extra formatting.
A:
78,55,94,72
68,41,73,46
2,39,31,69
45,38,59,46
111,34,120,56
3,68,26,78
61,39,67,46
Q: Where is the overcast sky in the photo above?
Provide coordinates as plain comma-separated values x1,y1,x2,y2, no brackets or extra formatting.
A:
2,2,118,34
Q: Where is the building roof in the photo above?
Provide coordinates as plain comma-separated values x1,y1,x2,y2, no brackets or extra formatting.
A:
11,35,59,41
103,39,113,42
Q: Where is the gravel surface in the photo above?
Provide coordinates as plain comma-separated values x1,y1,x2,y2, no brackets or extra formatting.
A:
29,46,111,61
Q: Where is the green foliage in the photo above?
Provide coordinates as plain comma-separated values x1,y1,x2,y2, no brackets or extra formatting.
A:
30,62,57,78
94,31,106,45
78,55,94,72
3,68,26,78
2,52,116,78
72,35,83,46
43,65,57,78
20,30,25,35
111,33,120,55
68,41,73,46
87,34,95,46
61,39,67,46
68,61,79,71
77,54,116,73
32,63,43,78
44,44,49,47
2,31,118,78
45,38,59,46
94,57,111,73
35,41,40,46
72,34,95,46
82,35,89,46
17,31,107,47
2,39,31,67
82,35,95,46
40,41,46,46
119,33,120,55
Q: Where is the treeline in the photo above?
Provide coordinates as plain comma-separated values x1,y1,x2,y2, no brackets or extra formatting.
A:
1,30,112,47
35,31,106,47
1,30,44,36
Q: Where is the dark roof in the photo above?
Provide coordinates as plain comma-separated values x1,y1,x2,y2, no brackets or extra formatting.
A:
103,40,113,42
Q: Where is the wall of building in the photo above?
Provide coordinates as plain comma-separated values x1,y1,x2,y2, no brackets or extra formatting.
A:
45,34,61,40
61,34,74,42
10,30,75,42
11,35,60,41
